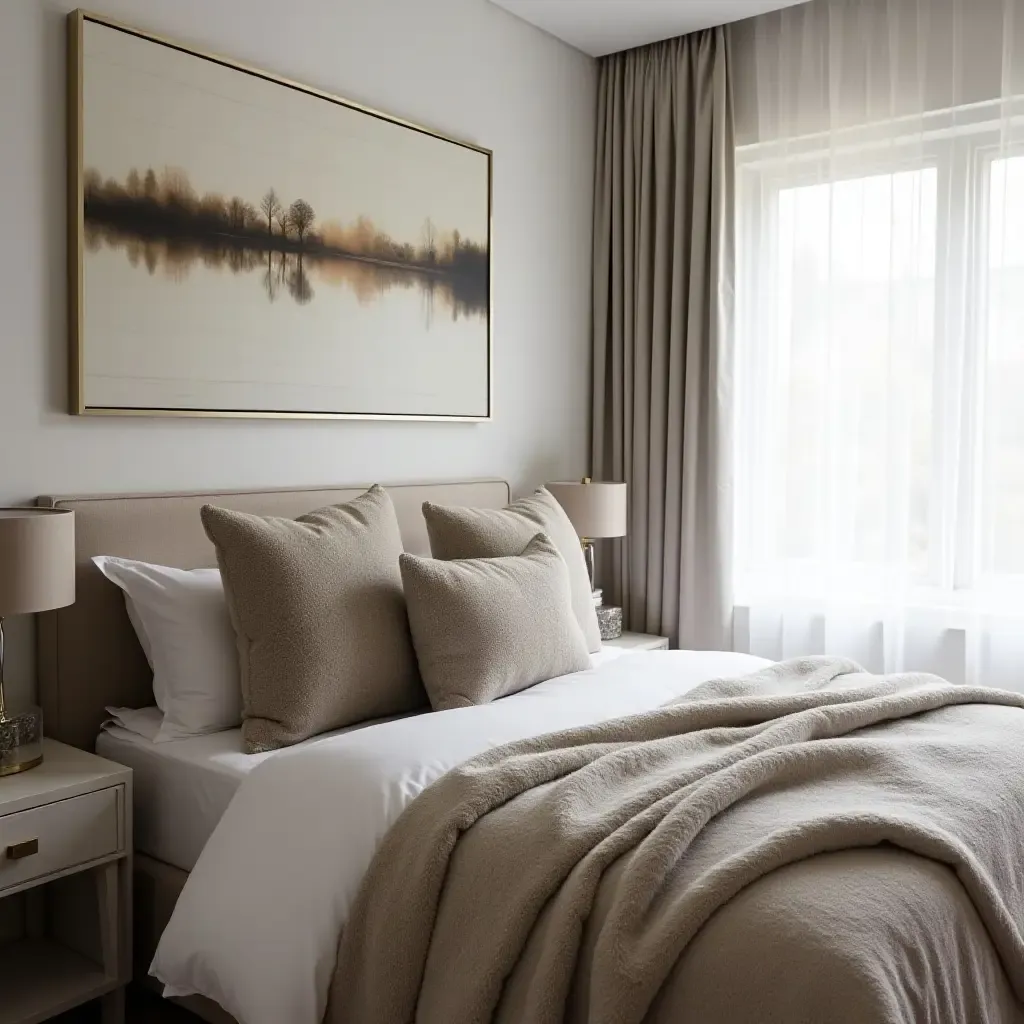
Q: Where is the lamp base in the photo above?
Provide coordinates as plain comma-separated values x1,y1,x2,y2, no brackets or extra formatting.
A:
592,590,623,640
596,604,623,641
0,707,43,777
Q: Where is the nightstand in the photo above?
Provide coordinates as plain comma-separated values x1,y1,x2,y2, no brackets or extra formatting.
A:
602,631,670,652
0,739,131,1024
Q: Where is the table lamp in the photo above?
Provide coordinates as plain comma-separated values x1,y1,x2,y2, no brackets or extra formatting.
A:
546,479,627,639
0,508,75,775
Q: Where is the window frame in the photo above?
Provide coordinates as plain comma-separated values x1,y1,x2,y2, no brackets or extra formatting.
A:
970,141,1024,593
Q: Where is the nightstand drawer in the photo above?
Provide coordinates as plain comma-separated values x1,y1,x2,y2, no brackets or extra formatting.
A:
0,787,120,891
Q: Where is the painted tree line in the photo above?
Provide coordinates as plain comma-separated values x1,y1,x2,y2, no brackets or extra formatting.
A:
257,188,314,244
83,166,487,280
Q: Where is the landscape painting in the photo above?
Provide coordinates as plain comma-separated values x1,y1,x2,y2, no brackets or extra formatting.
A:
68,11,492,419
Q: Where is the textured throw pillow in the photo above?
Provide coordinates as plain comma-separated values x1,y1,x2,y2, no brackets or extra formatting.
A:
422,487,602,653
200,486,424,753
400,533,591,711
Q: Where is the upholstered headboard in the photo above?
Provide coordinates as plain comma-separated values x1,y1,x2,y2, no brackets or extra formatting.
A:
36,479,510,750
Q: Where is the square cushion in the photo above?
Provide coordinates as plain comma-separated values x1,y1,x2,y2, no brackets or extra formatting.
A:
422,487,601,652
201,485,424,752
400,533,591,710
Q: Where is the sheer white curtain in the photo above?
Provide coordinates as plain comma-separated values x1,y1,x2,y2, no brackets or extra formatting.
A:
730,0,1024,690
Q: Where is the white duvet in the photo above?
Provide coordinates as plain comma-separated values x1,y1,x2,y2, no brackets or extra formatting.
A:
151,649,771,1024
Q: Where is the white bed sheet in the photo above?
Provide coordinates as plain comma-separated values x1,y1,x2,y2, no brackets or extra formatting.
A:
96,726,257,871
97,646,634,870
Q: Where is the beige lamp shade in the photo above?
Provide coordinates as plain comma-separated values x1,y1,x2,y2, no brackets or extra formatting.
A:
0,508,76,616
546,481,627,539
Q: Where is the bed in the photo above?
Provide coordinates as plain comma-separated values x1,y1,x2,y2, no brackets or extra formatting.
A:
35,481,1024,1024
36,479,515,1023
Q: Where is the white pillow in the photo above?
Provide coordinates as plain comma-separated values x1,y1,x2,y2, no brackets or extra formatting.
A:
93,556,241,742
103,705,164,742
124,596,155,669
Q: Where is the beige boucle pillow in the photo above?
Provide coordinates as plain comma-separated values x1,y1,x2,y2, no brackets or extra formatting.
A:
399,533,591,711
422,487,602,653
200,485,424,753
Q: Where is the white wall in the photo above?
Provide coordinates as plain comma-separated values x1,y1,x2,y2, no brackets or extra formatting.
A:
0,0,597,705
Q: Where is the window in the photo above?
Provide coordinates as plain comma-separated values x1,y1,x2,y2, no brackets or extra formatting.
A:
735,112,1024,610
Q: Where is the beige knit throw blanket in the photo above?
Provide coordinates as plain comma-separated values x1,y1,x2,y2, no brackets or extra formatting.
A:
329,657,1024,1024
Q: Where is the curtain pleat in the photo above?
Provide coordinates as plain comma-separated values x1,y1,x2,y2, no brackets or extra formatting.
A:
592,32,735,650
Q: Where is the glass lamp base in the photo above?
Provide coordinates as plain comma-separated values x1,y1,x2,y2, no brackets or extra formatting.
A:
597,604,623,641
0,706,43,776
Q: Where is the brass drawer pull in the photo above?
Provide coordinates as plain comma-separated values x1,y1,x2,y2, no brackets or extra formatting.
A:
6,839,39,860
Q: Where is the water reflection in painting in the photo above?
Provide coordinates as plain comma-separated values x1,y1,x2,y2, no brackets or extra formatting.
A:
84,214,485,327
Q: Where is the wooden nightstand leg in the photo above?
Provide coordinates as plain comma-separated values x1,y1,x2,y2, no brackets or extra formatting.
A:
96,860,126,1024
96,862,119,974
101,987,125,1024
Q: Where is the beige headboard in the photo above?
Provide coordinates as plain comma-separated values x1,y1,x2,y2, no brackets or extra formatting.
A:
36,479,510,751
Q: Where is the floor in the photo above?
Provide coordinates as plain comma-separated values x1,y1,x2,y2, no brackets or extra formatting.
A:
57,986,202,1023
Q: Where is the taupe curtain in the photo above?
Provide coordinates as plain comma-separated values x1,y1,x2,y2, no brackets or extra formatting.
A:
592,31,735,651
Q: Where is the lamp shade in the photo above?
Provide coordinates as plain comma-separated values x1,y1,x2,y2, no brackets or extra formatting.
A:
546,481,627,539
0,509,75,617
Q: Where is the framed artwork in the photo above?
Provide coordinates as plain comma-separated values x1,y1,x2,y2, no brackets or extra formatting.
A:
67,10,492,420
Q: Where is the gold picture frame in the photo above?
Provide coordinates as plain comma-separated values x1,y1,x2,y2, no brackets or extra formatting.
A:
67,9,493,421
